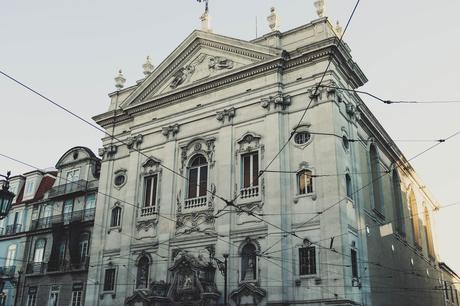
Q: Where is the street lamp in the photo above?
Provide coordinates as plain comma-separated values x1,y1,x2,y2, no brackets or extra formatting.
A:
214,253,229,306
0,171,15,220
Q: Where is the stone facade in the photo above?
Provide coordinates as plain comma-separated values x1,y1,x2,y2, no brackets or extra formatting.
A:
1,147,101,306
83,18,454,306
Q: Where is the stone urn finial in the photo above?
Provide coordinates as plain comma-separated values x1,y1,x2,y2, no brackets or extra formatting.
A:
267,7,280,32
114,69,126,90
335,20,343,36
142,56,154,76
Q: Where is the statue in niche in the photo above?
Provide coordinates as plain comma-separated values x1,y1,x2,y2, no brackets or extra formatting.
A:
241,244,257,281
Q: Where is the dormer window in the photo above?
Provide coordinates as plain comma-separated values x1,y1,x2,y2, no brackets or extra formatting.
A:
25,180,35,196
66,169,80,183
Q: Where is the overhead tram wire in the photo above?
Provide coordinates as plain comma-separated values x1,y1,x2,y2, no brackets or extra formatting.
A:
318,84,460,104
0,69,231,208
0,152,243,259
218,128,460,282
226,0,362,209
296,127,460,230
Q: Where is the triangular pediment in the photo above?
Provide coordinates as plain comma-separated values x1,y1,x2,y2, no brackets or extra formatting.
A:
122,30,282,108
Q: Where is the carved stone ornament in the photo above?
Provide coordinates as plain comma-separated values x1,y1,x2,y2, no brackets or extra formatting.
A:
260,93,291,111
126,134,143,150
162,123,180,140
230,282,266,306
216,107,235,123
142,156,162,175
136,218,158,232
208,56,234,71
167,251,220,306
235,132,263,155
180,137,216,172
98,147,106,158
170,65,195,89
175,184,216,236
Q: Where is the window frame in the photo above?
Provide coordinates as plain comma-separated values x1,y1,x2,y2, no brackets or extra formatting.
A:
187,154,208,199
103,267,117,292
369,144,385,216
33,239,46,263
241,151,259,189
48,285,60,306
143,174,158,208
299,246,317,277
297,169,314,196
5,244,17,267
110,206,122,228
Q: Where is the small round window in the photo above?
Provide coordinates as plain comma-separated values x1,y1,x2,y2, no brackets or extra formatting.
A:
342,135,350,150
114,174,126,187
294,132,311,145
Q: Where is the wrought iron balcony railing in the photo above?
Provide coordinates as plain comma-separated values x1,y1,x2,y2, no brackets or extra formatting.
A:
0,266,16,277
31,208,96,230
48,180,97,198
27,258,90,275
4,224,22,235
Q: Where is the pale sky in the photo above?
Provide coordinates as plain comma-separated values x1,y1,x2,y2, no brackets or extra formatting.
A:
1,0,459,272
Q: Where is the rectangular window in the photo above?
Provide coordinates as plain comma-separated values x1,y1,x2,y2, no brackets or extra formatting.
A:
143,175,158,207
188,168,198,198
25,180,35,196
71,290,83,306
66,169,80,182
48,286,59,306
104,268,116,291
298,170,313,195
242,152,259,188
27,287,37,306
299,246,316,276
351,249,358,278
445,281,449,300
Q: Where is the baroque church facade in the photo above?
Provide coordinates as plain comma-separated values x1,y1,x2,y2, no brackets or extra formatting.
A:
83,12,455,306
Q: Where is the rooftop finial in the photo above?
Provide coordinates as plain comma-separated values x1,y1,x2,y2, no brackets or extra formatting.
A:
197,0,211,32
314,0,326,18
335,20,343,36
114,69,126,90
142,56,154,76
267,7,280,32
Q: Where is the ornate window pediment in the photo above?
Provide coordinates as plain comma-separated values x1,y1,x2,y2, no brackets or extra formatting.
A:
142,157,162,175
236,132,263,154
180,137,216,172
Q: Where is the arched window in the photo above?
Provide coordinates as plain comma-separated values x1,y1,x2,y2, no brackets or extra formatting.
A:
110,206,122,227
392,170,405,236
136,256,150,289
345,173,353,199
297,170,313,195
370,144,384,215
79,232,90,263
33,239,46,263
409,190,421,246
241,244,257,281
5,244,16,267
424,207,435,257
187,154,208,199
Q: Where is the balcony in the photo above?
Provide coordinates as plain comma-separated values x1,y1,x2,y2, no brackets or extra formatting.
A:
48,179,97,199
184,196,207,210
31,208,96,230
26,262,46,275
140,206,156,217
0,266,16,277
47,258,90,273
27,258,90,275
0,224,22,236
240,186,259,200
